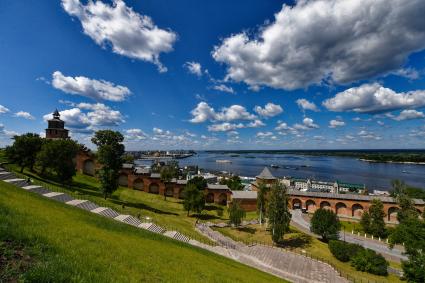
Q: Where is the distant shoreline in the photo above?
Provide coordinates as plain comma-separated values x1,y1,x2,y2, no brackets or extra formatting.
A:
358,159,425,165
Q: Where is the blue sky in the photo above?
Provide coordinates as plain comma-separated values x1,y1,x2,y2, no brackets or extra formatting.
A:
1,0,425,150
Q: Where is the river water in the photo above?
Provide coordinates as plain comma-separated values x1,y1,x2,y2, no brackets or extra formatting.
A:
175,152,425,190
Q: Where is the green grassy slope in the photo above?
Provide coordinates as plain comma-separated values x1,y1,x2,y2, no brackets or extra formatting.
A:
0,181,284,283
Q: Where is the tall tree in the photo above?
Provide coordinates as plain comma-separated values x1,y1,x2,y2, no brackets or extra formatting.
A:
257,183,269,225
367,199,386,238
228,201,246,227
397,194,419,223
182,183,205,217
390,179,406,197
6,133,43,172
36,139,79,184
160,160,179,200
310,208,340,242
91,130,125,199
267,183,291,244
360,211,371,234
389,217,425,282
187,176,207,190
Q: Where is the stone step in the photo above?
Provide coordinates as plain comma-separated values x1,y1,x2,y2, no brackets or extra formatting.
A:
22,185,43,191
4,178,29,187
97,208,120,218
75,201,98,211
0,172,14,180
43,192,64,198
50,193,74,203
121,216,142,227
66,199,88,206
29,186,52,195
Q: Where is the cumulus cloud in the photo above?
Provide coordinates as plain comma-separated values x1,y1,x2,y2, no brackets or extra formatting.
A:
189,102,257,123
0,123,18,137
254,103,283,118
246,120,265,128
62,0,177,72
14,111,35,120
296,99,318,112
0,105,10,114
207,122,244,132
125,128,148,141
43,103,124,133
275,122,290,131
392,68,420,80
256,131,273,138
294,117,319,130
52,71,131,101
392,110,425,121
212,84,234,94
323,83,425,113
358,130,382,140
329,119,345,128
184,61,202,76
212,0,425,90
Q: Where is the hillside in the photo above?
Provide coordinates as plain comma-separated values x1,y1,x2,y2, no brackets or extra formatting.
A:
0,181,284,283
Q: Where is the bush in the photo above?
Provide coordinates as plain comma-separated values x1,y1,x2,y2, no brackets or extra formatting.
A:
351,249,388,276
328,240,363,262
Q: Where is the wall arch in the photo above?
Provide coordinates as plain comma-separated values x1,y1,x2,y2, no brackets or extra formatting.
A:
133,178,144,190
179,188,185,199
218,193,227,205
352,204,364,218
292,198,302,209
149,183,159,194
335,202,348,217
83,159,95,176
165,183,174,196
320,201,331,210
206,193,214,203
118,173,128,187
306,199,316,213
388,207,399,222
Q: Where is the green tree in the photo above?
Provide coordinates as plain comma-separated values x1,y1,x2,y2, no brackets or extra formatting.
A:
360,211,371,234
390,179,406,197
182,183,205,217
310,208,340,241
187,176,207,190
220,175,244,191
122,153,135,164
397,194,419,223
257,183,269,225
228,201,246,227
389,218,425,282
160,161,179,200
267,183,291,244
5,133,43,172
367,199,387,238
91,130,125,199
36,139,79,184
351,249,388,276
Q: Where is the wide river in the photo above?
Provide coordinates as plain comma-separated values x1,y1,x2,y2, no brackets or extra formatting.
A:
176,152,425,190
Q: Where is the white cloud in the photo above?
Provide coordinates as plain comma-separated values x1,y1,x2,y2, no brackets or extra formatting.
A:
358,130,382,140
323,83,425,113
275,122,290,131
0,105,10,114
391,68,420,80
125,128,148,140
0,123,18,137
329,119,345,128
392,109,425,121
52,71,131,101
246,119,265,128
296,99,318,112
207,122,244,132
212,0,425,90
189,102,257,123
212,84,234,94
43,103,124,133
256,131,273,138
14,111,35,120
377,120,385,126
184,61,202,77
254,103,283,118
294,117,319,130
62,0,176,72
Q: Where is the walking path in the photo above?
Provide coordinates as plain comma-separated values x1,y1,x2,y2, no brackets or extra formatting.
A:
291,210,406,262
0,167,347,283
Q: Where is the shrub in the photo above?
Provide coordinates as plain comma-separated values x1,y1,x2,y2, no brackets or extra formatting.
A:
328,240,363,262
351,249,388,276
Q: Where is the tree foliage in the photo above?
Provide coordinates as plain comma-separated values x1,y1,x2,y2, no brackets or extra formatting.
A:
361,199,386,237
397,194,419,223
310,208,340,241
5,133,43,172
220,175,244,191
182,183,205,216
91,130,125,199
228,201,246,227
267,183,291,244
160,161,179,200
389,218,425,282
328,240,363,262
36,139,79,184
187,176,207,190
350,249,388,276
257,183,269,225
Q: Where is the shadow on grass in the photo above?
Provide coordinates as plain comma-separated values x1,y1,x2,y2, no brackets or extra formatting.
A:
281,233,312,249
193,213,220,220
235,226,256,234
109,199,179,216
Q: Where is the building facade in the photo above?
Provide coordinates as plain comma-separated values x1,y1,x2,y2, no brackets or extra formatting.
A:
45,109,69,139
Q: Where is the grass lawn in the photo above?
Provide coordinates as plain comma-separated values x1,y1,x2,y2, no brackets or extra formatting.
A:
5,163,242,243
213,224,403,283
0,181,286,283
